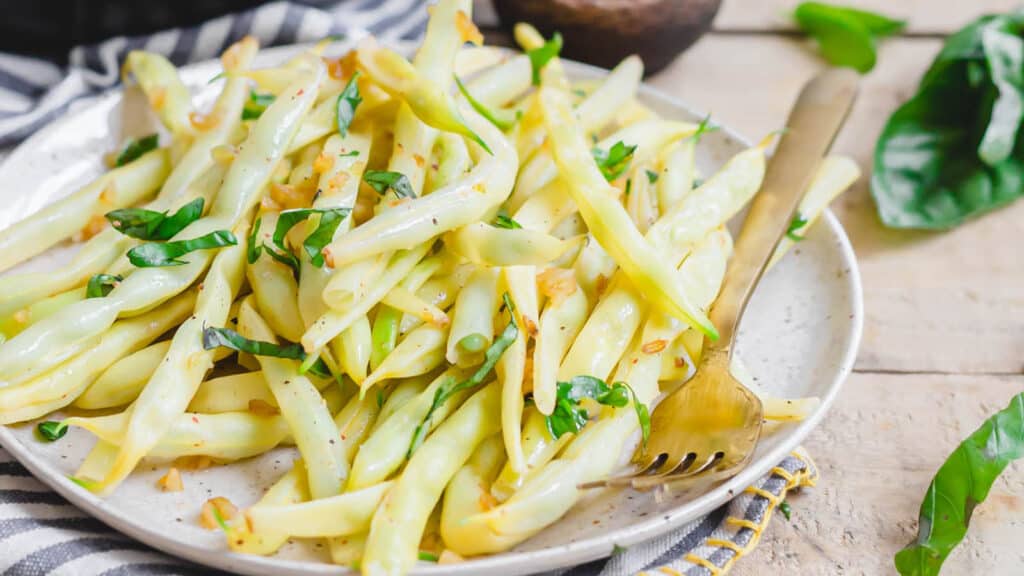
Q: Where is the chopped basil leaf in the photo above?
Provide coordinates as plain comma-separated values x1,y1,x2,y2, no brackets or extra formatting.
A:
645,169,659,184
201,326,332,378
304,209,348,267
207,72,225,84
339,150,360,157
455,75,518,130
376,388,385,409
115,134,159,166
546,375,650,442
624,178,632,196
492,213,522,229
364,170,416,199
409,293,518,456
336,71,362,136
527,32,563,86
786,214,808,242
417,551,439,562
248,217,263,264
211,506,229,531
263,243,301,278
272,207,352,268
688,114,719,142
242,90,275,120
86,274,123,298
127,230,237,268
780,500,792,521
592,141,637,181
37,420,68,442
68,475,96,490
105,198,204,241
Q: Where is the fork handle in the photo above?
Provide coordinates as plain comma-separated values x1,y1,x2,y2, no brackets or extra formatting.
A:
707,68,858,350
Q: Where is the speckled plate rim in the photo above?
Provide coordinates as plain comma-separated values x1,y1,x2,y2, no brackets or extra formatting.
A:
0,43,863,576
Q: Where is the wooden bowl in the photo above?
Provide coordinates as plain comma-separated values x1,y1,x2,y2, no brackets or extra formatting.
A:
492,0,721,75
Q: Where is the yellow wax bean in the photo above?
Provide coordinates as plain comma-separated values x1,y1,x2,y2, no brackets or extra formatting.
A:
0,291,195,424
361,382,501,576
445,222,583,267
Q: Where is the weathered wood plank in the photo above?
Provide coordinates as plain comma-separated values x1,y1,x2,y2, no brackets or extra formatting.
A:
649,34,1024,374
714,0,1019,35
732,372,1024,575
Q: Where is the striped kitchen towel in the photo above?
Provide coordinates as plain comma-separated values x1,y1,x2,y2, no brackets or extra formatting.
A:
0,0,429,146
0,445,817,575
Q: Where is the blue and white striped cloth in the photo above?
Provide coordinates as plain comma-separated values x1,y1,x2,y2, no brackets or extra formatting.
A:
0,2,815,574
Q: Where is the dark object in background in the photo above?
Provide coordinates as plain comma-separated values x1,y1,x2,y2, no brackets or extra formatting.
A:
0,0,317,62
493,0,721,76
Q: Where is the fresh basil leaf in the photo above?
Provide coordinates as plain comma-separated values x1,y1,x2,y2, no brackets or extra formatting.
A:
592,141,637,182
336,71,362,136
248,217,263,264
492,213,522,230
115,134,159,166
621,381,651,449
409,293,518,456
786,214,808,241
201,326,332,378
417,551,439,563
798,2,906,38
545,376,649,441
127,230,236,267
271,208,351,268
86,274,122,298
263,243,301,279
688,114,719,142
895,392,1024,576
364,170,416,199
242,90,275,120
872,11,1024,228
793,3,878,73
527,32,563,86
37,420,68,442
455,75,518,131
645,169,659,184
105,198,204,241
304,209,348,267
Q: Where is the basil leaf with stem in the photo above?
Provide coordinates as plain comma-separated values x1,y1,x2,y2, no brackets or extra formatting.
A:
335,71,362,136
127,230,237,268
201,326,333,379
527,32,563,86
408,293,518,456
105,198,204,241
86,274,122,298
115,134,159,166
545,376,650,442
592,141,637,182
37,420,68,442
364,170,416,199
895,392,1024,576
455,75,519,131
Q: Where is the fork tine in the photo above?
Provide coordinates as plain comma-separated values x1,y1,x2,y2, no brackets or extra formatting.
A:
631,452,723,490
577,453,669,489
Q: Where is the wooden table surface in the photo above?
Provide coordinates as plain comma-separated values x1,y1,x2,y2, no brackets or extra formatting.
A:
472,1,1024,574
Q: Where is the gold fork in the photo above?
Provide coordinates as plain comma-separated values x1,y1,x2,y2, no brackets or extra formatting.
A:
589,68,858,491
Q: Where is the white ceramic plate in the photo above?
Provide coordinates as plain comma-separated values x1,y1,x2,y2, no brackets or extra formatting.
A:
0,43,862,576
